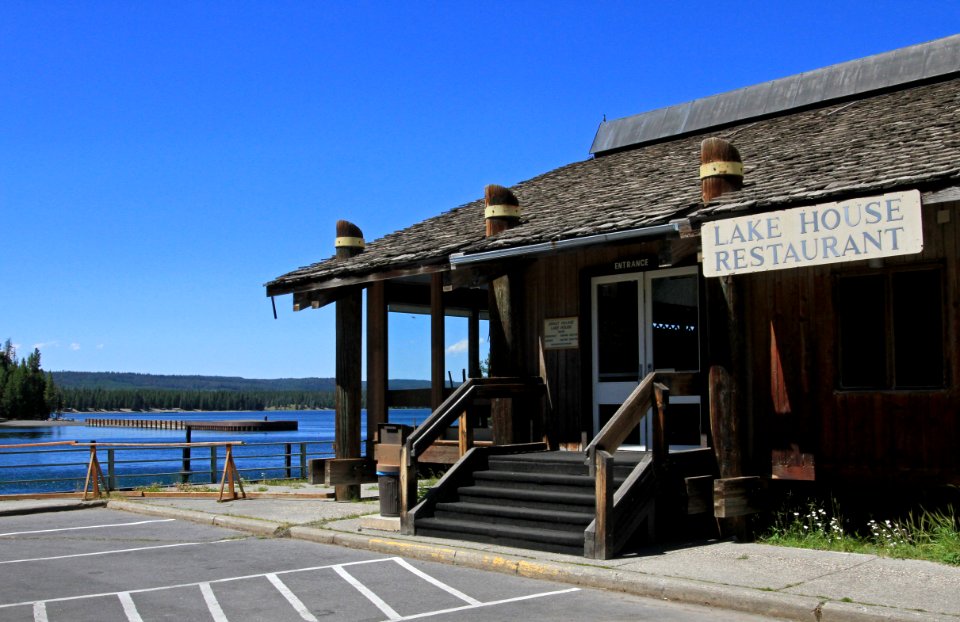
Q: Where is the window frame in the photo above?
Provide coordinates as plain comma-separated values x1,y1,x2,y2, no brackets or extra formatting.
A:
835,263,946,391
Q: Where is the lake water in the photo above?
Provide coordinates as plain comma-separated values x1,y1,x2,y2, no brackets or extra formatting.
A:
0,409,430,494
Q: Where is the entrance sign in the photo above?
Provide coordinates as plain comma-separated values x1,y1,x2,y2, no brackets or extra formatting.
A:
702,190,923,277
543,317,579,350
611,255,657,272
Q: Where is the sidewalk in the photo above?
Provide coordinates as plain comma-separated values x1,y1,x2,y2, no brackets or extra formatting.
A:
2,488,957,622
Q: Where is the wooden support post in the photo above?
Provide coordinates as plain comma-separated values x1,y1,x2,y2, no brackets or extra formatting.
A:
489,273,524,444
332,220,365,502
709,365,742,479
468,305,481,379
217,443,246,502
366,279,389,455
399,444,418,534
82,443,109,500
335,284,363,501
458,410,474,456
594,450,614,559
430,273,445,411
484,183,525,445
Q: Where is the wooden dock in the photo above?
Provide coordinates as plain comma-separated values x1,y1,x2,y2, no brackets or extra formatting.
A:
84,418,298,432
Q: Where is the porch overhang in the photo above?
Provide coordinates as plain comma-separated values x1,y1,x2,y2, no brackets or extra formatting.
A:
449,222,683,268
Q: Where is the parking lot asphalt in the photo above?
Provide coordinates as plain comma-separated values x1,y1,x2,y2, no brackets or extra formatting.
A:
0,507,777,622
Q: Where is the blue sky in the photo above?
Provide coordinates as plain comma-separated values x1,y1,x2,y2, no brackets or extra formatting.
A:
2,2,958,380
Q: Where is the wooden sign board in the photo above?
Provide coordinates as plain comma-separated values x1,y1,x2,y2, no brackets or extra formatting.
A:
702,190,923,277
543,317,579,350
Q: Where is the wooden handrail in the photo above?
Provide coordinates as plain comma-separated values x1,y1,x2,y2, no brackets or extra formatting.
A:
399,376,545,532
406,376,544,460
584,372,671,559
585,372,669,472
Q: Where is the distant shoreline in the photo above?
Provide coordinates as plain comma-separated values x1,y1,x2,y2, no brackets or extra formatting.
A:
0,419,83,428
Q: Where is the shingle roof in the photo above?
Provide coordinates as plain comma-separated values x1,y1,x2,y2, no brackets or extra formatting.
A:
266,76,960,296
591,34,960,154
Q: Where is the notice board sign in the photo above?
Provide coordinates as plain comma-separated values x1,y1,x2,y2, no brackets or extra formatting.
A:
701,190,923,277
543,317,579,350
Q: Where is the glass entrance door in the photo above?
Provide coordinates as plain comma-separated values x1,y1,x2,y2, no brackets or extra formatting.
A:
591,266,701,449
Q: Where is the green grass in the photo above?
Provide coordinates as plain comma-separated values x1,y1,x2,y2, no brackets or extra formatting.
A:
759,499,960,566
417,472,444,499
240,477,306,488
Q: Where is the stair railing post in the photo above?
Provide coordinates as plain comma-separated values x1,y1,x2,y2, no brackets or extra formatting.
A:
594,450,614,560
652,383,669,465
651,382,670,541
457,410,473,457
399,443,417,534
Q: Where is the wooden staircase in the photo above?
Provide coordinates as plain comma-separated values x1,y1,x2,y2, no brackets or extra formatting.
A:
416,451,649,555
412,447,718,556
398,373,715,559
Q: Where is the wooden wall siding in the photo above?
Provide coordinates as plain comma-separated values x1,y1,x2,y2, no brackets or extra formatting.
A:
742,202,960,486
524,252,583,448
517,238,694,448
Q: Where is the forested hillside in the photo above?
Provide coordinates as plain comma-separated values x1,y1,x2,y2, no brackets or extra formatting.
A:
51,372,432,412
0,340,60,420
53,372,430,392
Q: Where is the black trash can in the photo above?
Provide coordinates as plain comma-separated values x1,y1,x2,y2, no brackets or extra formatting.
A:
377,465,401,517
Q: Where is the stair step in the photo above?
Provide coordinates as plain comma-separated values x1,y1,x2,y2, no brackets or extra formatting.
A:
434,501,593,531
488,451,650,478
416,516,584,555
472,469,594,492
457,485,594,513
488,452,590,476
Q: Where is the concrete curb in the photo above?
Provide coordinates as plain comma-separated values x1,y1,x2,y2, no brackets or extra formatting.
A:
0,500,106,517
103,500,942,622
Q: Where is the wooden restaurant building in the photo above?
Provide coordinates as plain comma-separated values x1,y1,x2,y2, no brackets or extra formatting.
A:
266,36,960,558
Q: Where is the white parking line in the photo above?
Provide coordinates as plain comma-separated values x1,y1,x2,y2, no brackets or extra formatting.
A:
391,557,481,606
393,588,581,621
0,557,397,610
266,573,318,622
0,538,237,565
333,564,401,620
199,583,229,622
118,592,144,622
3,556,581,622
0,518,175,538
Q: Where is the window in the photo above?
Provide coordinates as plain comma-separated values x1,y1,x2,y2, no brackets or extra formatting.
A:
837,267,944,389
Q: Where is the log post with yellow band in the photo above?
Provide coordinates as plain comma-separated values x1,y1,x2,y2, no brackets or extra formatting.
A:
334,219,363,501
335,220,366,259
700,138,744,203
699,141,750,538
484,184,521,237
482,184,529,444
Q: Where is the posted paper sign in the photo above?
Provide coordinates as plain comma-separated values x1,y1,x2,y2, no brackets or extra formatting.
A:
702,190,923,277
543,317,578,350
